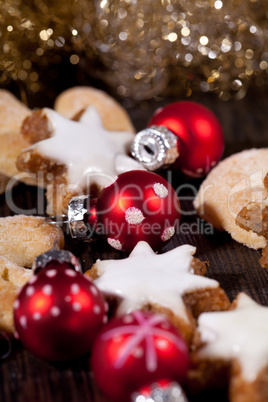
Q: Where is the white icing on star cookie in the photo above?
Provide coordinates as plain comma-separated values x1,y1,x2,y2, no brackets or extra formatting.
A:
197,292,268,382
93,241,219,322
25,106,144,189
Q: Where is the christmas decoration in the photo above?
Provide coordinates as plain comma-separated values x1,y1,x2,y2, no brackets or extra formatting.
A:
131,381,188,402
90,311,189,402
68,170,181,251
131,101,225,177
97,170,180,252
13,249,108,361
1,0,268,101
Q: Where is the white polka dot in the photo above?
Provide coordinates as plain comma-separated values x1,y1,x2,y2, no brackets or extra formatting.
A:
196,168,203,173
33,312,41,320
125,207,145,225
71,283,80,294
26,286,35,297
107,238,123,250
13,299,20,310
50,306,61,317
211,160,216,167
161,226,175,242
73,302,81,311
14,331,19,340
42,284,53,295
104,302,109,312
90,285,98,296
46,269,57,278
28,275,38,284
19,316,27,328
93,305,101,315
153,183,168,198
65,269,77,277
65,295,71,302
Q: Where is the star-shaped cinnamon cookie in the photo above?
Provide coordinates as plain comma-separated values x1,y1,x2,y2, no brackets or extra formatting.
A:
190,293,268,402
85,241,229,343
16,107,143,215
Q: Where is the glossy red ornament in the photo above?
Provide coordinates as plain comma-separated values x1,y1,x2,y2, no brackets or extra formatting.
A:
13,256,108,361
97,170,180,252
148,101,224,177
91,311,189,402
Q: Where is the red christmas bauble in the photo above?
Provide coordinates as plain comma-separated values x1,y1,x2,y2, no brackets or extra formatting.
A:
14,259,108,361
91,311,189,402
97,170,180,252
148,101,224,177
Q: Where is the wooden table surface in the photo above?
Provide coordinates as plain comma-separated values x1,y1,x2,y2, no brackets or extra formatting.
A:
1,88,268,402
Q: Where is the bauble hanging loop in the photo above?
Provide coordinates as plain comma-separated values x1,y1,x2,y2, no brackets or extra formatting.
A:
68,195,98,241
131,101,225,178
33,247,82,274
130,126,179,171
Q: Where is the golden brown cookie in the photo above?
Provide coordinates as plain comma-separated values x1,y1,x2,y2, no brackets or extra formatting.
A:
0,90,32,192
0,215,64,333
0,215,64,268
16,103,142,215
54,86,135,132
85,241,230,345
189,293,268,402
194,148,268,249
236,173,268,268
0,256,32,333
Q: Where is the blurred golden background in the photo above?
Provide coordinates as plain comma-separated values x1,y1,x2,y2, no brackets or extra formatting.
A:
1,0,268,107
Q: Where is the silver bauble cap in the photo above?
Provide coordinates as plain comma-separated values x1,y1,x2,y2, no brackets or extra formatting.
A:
130,125,179,171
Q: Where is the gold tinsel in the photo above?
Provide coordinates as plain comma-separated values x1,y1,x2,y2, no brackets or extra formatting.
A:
1,0,268,100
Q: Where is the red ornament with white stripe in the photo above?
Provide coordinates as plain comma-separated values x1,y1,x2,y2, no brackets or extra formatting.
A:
131,101,224,178
91,311,189,402
97,170,180,252
13,251,108,361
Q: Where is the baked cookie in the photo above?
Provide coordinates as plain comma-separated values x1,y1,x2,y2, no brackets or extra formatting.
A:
189,293,268,402
194,148,268,249
0,90,31,192
0,215,64,333
236,172,268,268
0,257,32,333
54,86,135,133
85,241,230,344
0,215,64,268
16,104,143,216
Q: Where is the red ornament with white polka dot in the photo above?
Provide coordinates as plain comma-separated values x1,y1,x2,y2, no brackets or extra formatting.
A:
131,101,224,177
13,250,108,361
97,170,180,252
91,311,189,402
